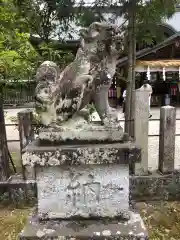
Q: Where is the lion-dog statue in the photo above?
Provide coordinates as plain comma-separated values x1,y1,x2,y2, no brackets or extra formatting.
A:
35,22,122,127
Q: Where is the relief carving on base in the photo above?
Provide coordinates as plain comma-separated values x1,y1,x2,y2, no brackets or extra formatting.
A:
66,171,101,207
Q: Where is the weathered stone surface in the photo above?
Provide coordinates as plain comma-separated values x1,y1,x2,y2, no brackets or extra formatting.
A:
130,171,180,201
38,123,125,143
159,106,176,173
22,140,141,167
37,165,129,219
133,89,149,175
9,172,180,203
19,211,148,240
35,22,122,127
0,174,36,205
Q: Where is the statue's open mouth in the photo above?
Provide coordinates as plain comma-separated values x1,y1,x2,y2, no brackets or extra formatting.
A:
105,25,123,42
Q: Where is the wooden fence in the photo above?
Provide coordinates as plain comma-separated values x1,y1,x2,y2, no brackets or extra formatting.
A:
3,82,36,106
1,89,180,203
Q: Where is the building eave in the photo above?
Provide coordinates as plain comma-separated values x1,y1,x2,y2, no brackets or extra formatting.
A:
118,32,180,67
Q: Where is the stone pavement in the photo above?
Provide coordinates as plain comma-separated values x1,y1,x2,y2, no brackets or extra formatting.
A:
4,107,180,172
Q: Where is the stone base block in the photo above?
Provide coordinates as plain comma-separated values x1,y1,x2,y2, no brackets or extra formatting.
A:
38,124,126,143
22,141,141,166
19,211,148,239
37,165,129,219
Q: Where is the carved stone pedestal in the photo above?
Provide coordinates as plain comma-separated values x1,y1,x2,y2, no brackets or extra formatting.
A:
20,135,148,239
38,123,126,143
19,211,148,240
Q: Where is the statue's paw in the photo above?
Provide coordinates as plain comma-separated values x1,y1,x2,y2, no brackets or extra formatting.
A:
102,112,120,127
76,109,90,122
85,75,94,89
35,103,47,113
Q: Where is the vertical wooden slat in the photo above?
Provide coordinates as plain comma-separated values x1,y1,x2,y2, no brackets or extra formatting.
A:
18,110,35,180
0,87,10,181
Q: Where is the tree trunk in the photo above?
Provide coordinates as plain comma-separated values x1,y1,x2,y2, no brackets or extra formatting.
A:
125,0,136,137
0,84,10,181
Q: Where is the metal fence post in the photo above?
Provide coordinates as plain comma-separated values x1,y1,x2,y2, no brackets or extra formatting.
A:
159,106,176,173
133,89,149,175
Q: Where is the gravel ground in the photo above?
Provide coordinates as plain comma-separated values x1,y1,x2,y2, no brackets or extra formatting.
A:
4,107,180,172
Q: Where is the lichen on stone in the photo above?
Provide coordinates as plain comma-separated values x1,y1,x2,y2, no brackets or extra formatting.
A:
35,22,123,128
102,230,112,236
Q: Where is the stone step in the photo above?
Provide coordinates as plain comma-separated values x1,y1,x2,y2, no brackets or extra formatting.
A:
19,211,148,240
38,124,126,143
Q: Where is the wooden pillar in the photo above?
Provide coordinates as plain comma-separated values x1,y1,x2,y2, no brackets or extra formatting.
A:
159,106,176,173
133,89,149,175
18,110,35,180
18,110,34,152
0,87,10,181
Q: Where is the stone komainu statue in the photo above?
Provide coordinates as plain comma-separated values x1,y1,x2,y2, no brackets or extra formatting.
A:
35,22,122,126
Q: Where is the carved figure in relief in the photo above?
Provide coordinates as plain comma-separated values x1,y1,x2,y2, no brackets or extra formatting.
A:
66,172,100,206
82,173,100,204
35,22,122,126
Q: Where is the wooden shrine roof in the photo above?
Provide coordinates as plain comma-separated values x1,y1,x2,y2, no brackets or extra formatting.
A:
118,32,180,67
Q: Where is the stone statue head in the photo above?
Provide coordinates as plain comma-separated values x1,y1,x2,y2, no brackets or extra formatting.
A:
35,61,59,113
79,23,122,67
80,22,120,41
79,22,121,54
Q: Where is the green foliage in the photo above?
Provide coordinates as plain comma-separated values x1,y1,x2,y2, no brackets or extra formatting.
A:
135,0,177,44
39,42,74,68
75,8,105,28
0,0,26,33
12,0,179,49
0,0,39,80
14,0,78,41
0,0,179,81
0,0,75,82
0,32,39,80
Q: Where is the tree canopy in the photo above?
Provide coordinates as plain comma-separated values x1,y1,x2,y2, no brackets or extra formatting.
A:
0,0,39,80
0,0,75,80
0,0,179,80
